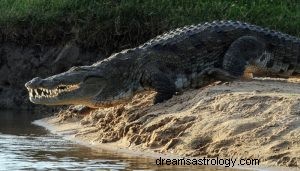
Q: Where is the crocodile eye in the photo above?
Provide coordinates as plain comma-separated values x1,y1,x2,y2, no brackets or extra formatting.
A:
70,66,89,72
70,66,91,72
69,66,80,71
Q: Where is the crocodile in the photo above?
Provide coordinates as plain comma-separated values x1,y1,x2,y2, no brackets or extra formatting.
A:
25,20,300,107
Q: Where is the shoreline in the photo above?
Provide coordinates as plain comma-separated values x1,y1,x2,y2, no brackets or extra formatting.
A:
32,117,260,170
32,79,300,171
33,117,172,159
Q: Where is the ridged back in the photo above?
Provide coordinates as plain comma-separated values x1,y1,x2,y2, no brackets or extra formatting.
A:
139,20,300,49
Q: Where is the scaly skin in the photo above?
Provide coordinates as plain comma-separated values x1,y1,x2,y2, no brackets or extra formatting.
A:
25,21,300,107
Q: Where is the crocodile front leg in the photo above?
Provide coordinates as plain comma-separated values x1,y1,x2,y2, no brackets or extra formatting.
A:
141,67,176,104
223,36,266,77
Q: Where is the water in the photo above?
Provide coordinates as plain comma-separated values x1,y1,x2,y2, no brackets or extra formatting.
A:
0,110,242,171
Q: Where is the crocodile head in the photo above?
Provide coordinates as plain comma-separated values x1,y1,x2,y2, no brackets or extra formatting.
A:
25,66,106,107
25,63,137,107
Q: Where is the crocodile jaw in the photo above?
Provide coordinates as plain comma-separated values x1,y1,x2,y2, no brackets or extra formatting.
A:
27,84,81,105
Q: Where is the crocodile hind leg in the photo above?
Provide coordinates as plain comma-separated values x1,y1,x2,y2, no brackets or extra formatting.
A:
191,68,237,88
192,36,266,88
222,36,266,77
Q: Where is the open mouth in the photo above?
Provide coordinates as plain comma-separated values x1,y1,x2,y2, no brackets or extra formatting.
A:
27,84,80,100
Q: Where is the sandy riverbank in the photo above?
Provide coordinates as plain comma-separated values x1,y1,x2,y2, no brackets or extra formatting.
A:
34,78,300,170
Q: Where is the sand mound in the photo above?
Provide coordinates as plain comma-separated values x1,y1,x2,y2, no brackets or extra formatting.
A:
55,79,300,168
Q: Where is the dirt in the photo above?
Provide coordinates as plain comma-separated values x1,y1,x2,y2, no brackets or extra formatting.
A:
47,78,300,168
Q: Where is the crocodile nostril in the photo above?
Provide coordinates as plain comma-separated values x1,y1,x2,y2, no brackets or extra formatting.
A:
32,77,42,82
25,77,43,88
25,81,31,88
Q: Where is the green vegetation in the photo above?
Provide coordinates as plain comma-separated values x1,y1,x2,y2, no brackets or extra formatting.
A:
0,0,299,55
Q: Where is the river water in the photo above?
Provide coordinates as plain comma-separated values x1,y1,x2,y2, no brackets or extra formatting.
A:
0,110,243,171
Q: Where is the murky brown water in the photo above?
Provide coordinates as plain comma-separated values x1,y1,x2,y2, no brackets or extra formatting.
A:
0,110,246,170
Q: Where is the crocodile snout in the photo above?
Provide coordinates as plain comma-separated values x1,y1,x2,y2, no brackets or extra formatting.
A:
25,77,43,89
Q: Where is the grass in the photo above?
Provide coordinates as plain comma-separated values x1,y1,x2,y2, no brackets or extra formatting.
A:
0,0,299,55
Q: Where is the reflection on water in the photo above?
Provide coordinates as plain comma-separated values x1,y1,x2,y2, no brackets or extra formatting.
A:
0,110,241,170
0,133,126,170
